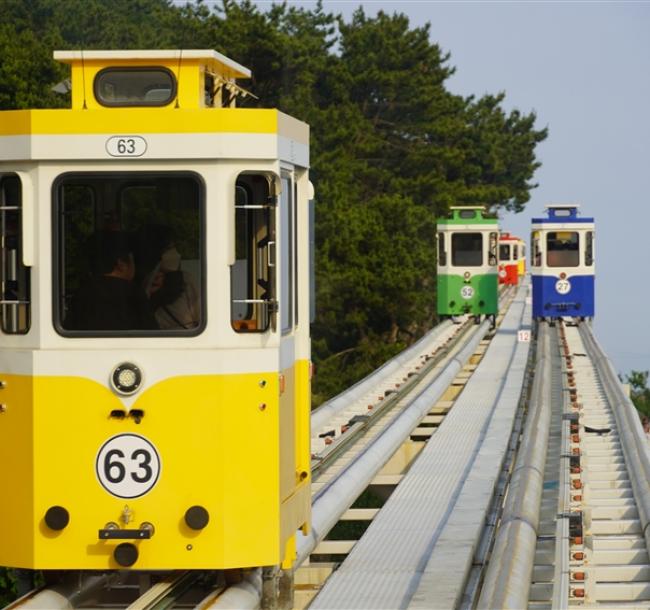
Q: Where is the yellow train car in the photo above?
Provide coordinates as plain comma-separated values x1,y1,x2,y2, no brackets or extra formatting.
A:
517,236,527,276
0,49,311,572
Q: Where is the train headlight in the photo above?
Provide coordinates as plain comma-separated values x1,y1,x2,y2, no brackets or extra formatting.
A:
111,363,143,396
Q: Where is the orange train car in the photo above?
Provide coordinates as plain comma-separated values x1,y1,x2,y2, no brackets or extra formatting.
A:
498,232,520,285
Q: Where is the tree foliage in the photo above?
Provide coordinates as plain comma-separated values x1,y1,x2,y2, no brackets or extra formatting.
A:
625,370,650,417
0,0,547,396
0,0,548,598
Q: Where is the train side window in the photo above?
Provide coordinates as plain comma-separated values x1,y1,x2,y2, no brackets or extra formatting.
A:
293,180,299,328
280,174,294,334
452,233,482,266
437,232,446,266
585,231,594,266
231,174,277,333
531,232,541,267
0,174,30,334
546,231,579,267
513,245,518,260
499,244,510,262
488,232,498,266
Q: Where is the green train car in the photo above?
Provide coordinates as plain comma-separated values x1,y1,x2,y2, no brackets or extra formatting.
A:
436,206,499,325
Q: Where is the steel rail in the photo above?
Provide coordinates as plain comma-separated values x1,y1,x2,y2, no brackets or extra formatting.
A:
296,319,492,567
3,573,116,610
310,319,456,433
309,281,531,609
311,287,516,483
310,319,476,485
476,321,553,610
125,571,199,610
551,325,572,610
200,570,260,610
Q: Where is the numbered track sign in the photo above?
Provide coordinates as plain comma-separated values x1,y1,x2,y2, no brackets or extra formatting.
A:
96,433,161,498
518,329,531,343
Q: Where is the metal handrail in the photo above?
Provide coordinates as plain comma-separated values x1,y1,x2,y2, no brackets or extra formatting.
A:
579,323,650,559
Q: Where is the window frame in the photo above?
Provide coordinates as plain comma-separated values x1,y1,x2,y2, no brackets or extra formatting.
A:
52,170,206,338
451,232,483,267
499,243,511,262
230,173,278,334
437,231,447,266
531,232,541,267
585,231,594,266
280,173,295,335
94,66,177,108
546,231,580,268
0,173,30,335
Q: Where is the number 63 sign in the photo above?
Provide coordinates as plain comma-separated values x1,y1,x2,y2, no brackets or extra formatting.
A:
106,135,148,157
96,433,161,498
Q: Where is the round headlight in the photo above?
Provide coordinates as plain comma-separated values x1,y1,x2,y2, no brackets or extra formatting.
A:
111,363,143,396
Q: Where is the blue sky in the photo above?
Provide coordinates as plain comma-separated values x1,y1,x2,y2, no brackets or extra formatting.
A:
250,0,650,376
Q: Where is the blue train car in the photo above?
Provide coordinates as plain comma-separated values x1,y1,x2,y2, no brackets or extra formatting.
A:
531,205,594,320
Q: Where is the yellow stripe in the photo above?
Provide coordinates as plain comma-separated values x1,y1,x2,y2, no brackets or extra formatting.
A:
0,108,279,136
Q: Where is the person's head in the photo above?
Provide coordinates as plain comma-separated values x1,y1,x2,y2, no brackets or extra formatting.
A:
87,230,135,280
135,224,178,274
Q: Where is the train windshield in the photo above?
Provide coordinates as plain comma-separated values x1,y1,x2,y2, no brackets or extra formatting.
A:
499,244,511,261
94,68,176,107
546,231,579,267
54,172,204,336
452,233,483,266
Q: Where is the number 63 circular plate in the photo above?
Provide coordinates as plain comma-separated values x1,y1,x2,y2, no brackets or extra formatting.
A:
96,433,161,498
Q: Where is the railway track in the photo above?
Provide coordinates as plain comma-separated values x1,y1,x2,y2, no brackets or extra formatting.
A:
479,319,650,610
14,287,650,610
9,287,516,610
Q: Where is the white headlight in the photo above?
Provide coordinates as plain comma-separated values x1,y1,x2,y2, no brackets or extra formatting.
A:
111,363,142,395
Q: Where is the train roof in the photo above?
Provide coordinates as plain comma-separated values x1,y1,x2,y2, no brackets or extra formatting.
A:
532,204,594,224
437,206,498,226
54,49,251,79
0,48,309,167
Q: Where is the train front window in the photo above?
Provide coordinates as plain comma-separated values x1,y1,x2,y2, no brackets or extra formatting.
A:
452,233,483,266
94,68,176,107
546,231,579,267
499,244,511,262
0,174,30,334
54,172,204,336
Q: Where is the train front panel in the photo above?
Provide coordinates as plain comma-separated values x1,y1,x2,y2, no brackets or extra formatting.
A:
498,233,519,286
0,49,312,572
436,206,499,319
530,205,595,319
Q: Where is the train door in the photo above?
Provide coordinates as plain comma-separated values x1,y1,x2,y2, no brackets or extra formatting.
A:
231,173,278,333
279,169,298,506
